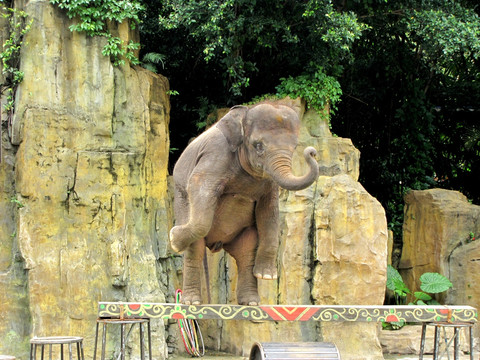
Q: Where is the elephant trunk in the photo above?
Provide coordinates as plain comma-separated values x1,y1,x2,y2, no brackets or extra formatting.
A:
266,146,319,191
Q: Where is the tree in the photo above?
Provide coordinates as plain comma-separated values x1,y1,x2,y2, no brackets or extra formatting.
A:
139,0,365,164
332,0,480,240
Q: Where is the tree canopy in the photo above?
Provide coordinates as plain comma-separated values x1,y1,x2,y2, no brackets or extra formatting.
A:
136,0,480,241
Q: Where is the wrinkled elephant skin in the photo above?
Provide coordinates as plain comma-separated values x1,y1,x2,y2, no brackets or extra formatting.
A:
170,102,319,305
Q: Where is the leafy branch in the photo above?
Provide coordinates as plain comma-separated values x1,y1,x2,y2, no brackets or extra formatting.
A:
276,64,343,122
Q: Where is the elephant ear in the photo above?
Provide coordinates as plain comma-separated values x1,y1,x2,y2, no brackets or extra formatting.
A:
216,105,247,152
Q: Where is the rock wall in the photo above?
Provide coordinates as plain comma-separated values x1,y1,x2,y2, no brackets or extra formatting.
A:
1,2,389,359
400,189,480,341
200,101,388,359
0,1,175,359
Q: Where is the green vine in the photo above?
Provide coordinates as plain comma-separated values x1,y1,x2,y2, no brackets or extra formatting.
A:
0,4,32,112
49,0,144,66
1,3,33,163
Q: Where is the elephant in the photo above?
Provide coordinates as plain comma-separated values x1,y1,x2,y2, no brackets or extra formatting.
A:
170,102,319,305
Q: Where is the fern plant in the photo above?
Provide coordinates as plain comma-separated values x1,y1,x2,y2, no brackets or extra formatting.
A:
141,52,166,73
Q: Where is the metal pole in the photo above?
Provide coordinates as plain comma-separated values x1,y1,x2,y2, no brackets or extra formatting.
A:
140,322,145,360
101,323,107,360
433,325,440,360
93,322,99,360
453,327,459,360
419,323,427,360
147,320,152,360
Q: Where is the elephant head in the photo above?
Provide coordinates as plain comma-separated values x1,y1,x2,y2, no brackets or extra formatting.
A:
216,103,319,190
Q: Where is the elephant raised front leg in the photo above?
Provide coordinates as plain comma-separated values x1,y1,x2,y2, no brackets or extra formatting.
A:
170,172,224,253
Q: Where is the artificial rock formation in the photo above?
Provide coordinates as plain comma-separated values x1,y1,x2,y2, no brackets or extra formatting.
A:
400,189,480,341
0,1,174,358
1,2,389,359
200,100,388,359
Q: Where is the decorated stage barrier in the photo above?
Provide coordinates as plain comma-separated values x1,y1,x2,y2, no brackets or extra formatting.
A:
98,303,477,324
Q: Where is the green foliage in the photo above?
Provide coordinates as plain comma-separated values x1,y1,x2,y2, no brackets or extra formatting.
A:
140,0,480,219
384,265,452,330
467,232,476,243
0,5,32,111
148,0,367,160
49,0,144,66
386,265,452,306
10,196,24,209
419,272,453,295
404,3,480,75
157,0,365,98
141,52,166,73
332,0,480,244
276,64,343,120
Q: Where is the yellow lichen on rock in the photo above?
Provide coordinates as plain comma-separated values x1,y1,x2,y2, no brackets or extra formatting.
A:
1,1,173,358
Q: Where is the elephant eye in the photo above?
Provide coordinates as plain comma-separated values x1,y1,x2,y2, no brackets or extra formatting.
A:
253,141,265,154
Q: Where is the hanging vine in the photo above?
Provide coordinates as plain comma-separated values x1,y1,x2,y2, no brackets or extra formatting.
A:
0,2,33,161
49,0,144,66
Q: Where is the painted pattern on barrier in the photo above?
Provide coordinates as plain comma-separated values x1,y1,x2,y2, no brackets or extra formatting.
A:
98,303,477,324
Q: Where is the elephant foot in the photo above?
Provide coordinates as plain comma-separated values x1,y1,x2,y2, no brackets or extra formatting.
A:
182,290,202,305
253,261,278,280
170,225,198,253
238,292,260,306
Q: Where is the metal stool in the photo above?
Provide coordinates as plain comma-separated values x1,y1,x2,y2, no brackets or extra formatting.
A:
30,336,84,360
93,318,151,360
419,322,474,360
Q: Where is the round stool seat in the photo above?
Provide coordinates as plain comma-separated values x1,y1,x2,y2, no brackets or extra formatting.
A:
420,321,474,360
426,321,474,328
30,336,84,360
94,318,151,360
31,336,83,344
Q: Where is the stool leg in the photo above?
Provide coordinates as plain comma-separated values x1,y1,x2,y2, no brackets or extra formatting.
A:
453,327,459,360
49,344,52,360
101,323,107,360
30,343,34,360
419,323,427,360
147,320,152,360
433,325,440,360
93,321,99,360
80,340,85,360
121,323,126,360
442,327,451,360
469,325,473,360
69,344,73,360
40,344,44,360
140,322,145,360
76,342,81,360
61,344,64,360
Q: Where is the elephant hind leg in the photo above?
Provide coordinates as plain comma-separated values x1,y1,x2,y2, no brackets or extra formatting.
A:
223,227,260,306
